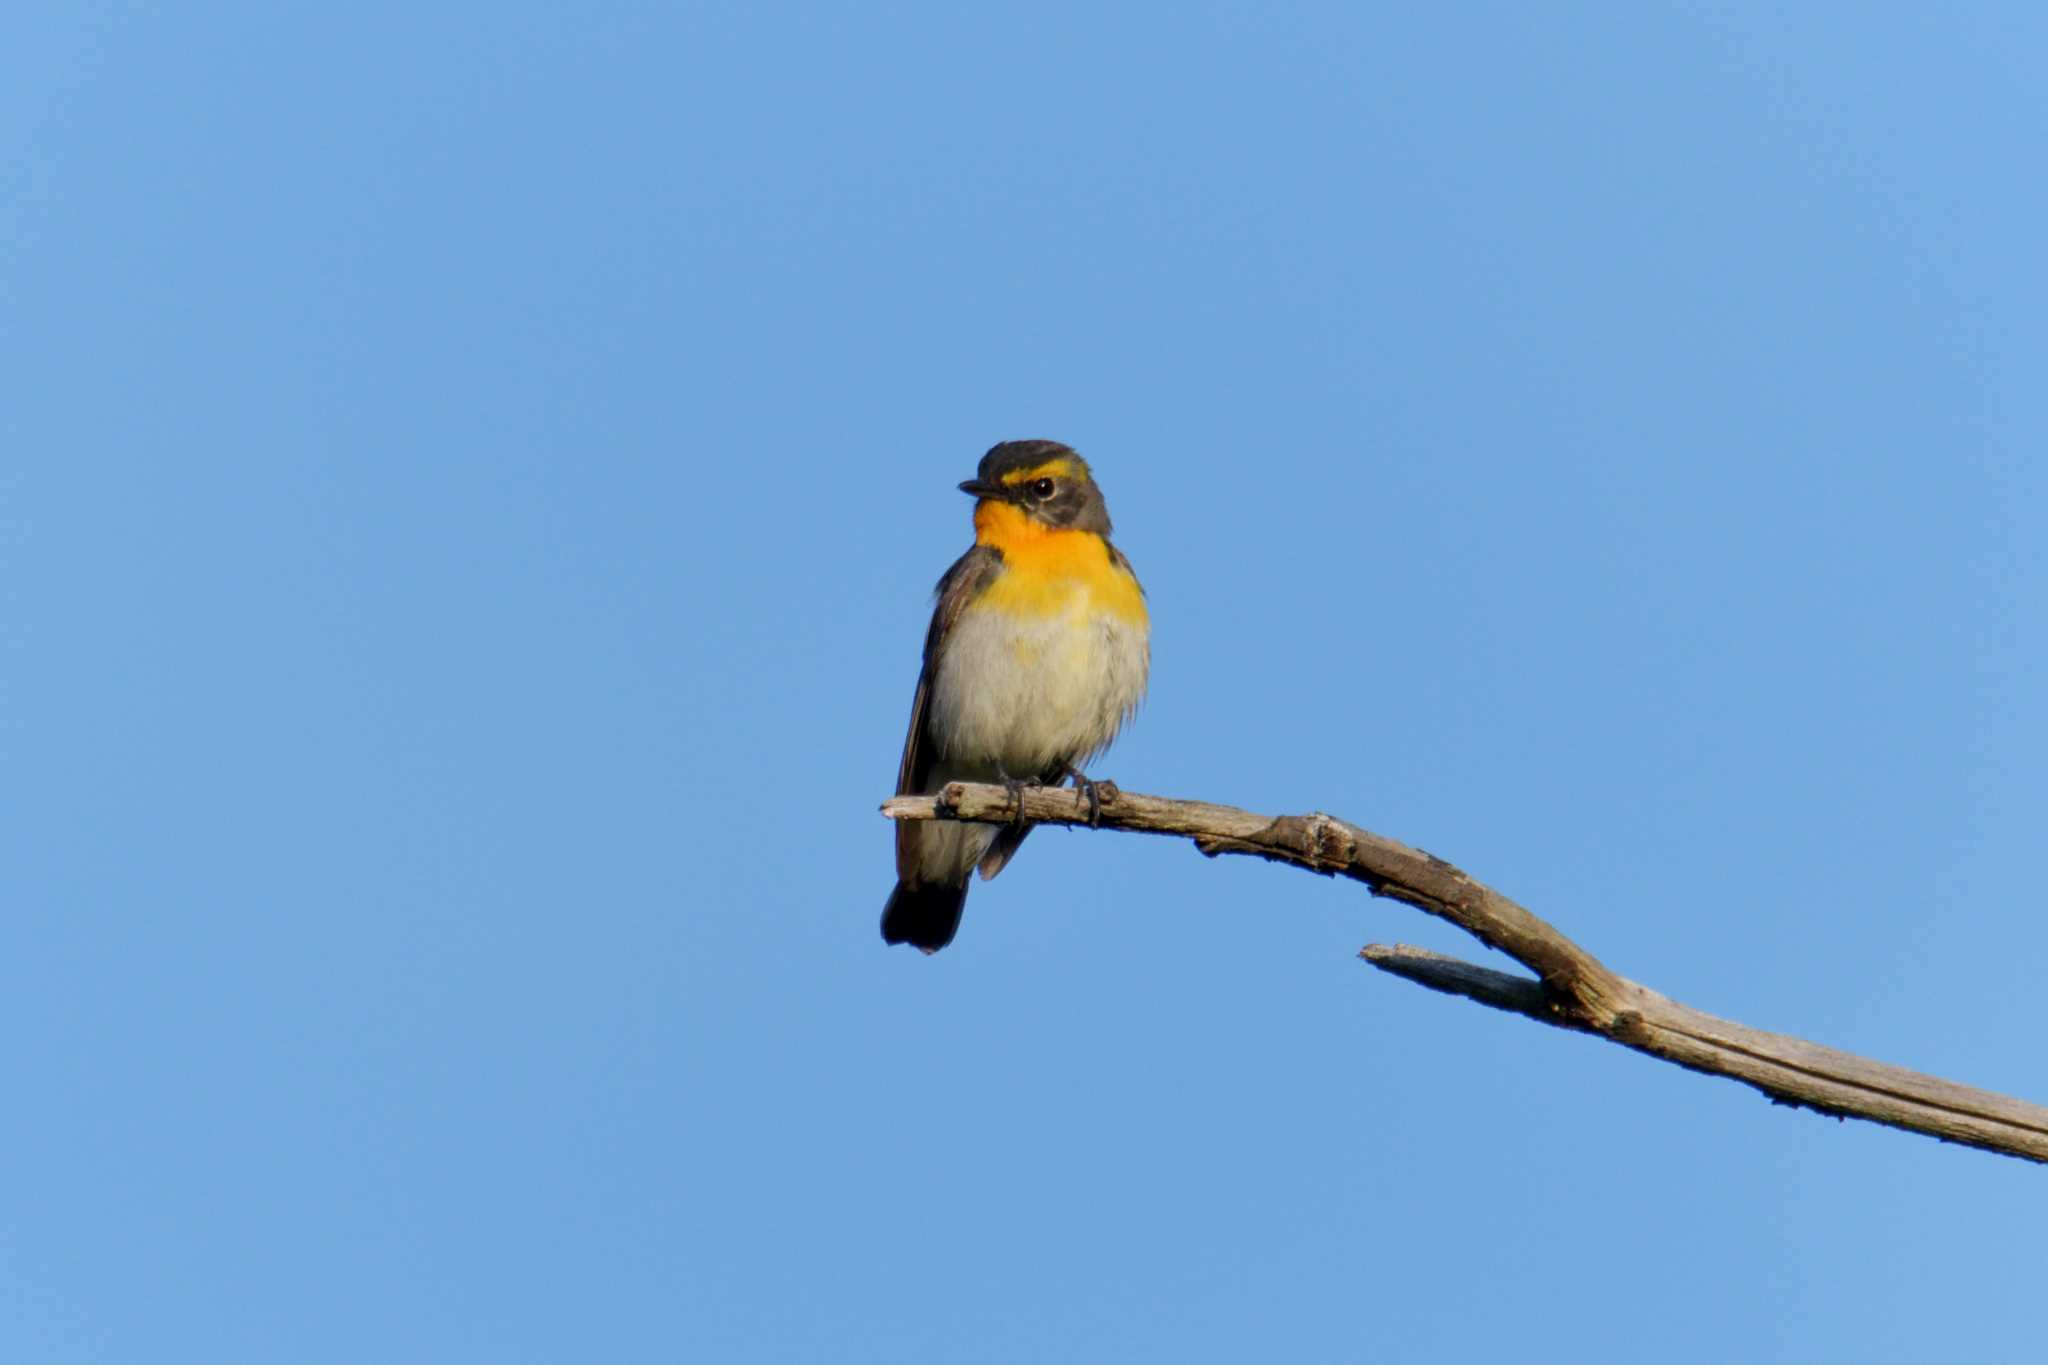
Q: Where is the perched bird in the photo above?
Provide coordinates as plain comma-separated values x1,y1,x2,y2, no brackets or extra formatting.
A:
882,440,1150,952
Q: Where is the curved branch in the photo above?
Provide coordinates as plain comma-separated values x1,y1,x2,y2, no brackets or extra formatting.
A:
882,781,2048,1165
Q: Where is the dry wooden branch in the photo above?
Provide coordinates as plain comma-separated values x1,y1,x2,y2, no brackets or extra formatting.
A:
882,781,2048,1165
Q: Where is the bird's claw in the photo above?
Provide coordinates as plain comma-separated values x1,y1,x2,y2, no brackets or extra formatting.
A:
1063,765,1119,826
993,766,1031,827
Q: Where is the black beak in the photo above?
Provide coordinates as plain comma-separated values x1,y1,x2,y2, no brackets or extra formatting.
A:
958,478,1002,499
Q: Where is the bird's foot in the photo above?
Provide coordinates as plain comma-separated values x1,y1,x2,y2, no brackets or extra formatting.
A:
993,765,1031,826
1061,764,1120,826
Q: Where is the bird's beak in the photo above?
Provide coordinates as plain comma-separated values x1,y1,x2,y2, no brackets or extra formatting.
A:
958,478,1002,499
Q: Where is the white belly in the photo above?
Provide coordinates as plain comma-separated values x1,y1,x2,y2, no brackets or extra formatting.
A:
928,600,1149,779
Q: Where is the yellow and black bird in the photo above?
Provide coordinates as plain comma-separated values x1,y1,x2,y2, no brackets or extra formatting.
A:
882,440,1150,952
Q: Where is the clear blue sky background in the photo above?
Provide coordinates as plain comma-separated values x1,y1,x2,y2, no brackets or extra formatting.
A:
7,4,2045,1361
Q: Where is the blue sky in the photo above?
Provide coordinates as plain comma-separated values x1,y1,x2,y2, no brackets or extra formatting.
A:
7,4,2046,1360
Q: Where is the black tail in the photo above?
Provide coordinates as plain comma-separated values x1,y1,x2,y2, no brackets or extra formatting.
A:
881,881,967,953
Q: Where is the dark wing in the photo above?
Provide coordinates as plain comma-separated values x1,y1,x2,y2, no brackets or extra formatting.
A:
895,542,1004,796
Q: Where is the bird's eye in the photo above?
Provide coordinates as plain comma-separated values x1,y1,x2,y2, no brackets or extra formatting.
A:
1030,478,1056,499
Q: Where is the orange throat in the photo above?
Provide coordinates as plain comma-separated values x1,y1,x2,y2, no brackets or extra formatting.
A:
972,500,1147,625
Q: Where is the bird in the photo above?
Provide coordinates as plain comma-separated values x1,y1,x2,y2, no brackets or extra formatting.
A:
882,440,1150,952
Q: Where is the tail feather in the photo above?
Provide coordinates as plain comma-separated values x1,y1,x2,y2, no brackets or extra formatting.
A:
881,881,968,953
976,822,1033,881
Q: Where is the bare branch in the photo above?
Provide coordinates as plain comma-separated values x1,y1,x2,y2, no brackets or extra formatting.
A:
883,782,2048,1165
1358,944,1562,1024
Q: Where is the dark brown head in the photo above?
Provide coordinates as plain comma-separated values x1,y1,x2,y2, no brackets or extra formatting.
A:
957,440,1112,536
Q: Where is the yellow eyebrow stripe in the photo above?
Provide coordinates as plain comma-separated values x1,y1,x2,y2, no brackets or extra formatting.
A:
998,458,1085,486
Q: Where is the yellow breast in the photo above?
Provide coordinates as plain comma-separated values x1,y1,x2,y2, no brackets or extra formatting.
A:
970,501,1148,626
